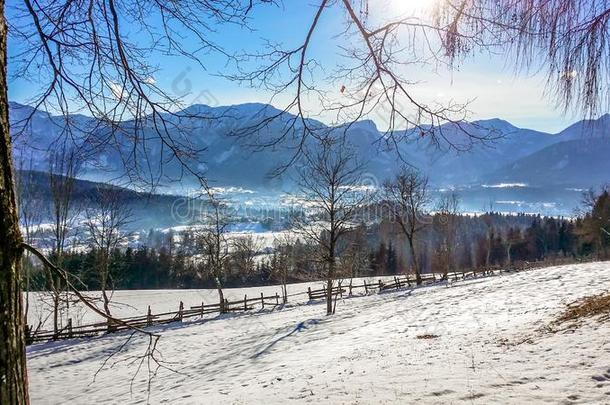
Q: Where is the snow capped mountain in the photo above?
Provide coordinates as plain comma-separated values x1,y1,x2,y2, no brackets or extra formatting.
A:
393,118,559,186
487,137,610,188
555,113,610,140
9,101,610,212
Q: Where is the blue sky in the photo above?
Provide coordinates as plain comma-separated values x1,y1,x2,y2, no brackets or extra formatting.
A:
7,0,582,133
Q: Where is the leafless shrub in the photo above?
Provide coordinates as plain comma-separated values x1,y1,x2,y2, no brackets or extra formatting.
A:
84,186,133,316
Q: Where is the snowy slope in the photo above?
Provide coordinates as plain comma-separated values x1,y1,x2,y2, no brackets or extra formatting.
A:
26,274,403,330
27,262,610,404
485,137,610,188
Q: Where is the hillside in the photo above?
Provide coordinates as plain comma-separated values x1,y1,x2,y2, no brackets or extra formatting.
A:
10,102,610,214
10,102,610,190
27,262,610,404
487,138,610,187
16,170,204,230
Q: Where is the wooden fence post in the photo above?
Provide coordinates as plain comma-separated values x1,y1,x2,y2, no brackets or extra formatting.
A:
244,294,248,311
147,305,153,326
349,283,353,296
394,276,399,288
224,298,229,313
378,279,382,289
308,287,312,300
261,292,265,309
107,317,116,333
67,318,73,338
178,301,184,322
200,301,204,317
364,280,368,294
275,293,279,305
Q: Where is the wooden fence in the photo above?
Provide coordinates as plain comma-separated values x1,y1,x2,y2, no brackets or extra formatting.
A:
27,293,281,344
27,256,593,344
304,256,591,301
306,273,445,300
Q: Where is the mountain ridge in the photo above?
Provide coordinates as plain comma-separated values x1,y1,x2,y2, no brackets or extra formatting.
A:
8,101,610,194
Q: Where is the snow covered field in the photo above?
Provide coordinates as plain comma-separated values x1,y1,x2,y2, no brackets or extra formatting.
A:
27,262,610,404
26,275,404,330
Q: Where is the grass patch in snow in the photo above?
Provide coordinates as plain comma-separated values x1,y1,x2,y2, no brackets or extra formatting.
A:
555,292,610,325
415,334,440,340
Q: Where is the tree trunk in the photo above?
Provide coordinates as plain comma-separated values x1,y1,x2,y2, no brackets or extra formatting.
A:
52,293,60,338
326,257,335,316
485,235,491,268
101,257,111,316
408,237,421,285
216,282,225,313
282,282,287,304
442,240,449,281
46,267,61,336
326,275,333,315
23,255,30,323
0,2,30,402
102,289,111,317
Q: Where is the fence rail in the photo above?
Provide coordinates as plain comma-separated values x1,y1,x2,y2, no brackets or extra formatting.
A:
27,293,281,344
27,256,593,344
307,273,441,300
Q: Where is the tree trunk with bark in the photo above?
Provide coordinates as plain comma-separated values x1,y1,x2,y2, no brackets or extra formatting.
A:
326,234,336,316
217,285,225,313
0,3,30,402
326,263,334,315
408,236,421,285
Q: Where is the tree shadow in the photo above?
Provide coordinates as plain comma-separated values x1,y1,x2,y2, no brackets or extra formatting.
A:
251,318,324,359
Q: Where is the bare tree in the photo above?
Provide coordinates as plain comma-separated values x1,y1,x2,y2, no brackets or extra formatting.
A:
15,157,44,322
437,192,460,280
227,0,507,171
436,0,610,116
480,213,495,271
578,186,610,259
230,0,610,164
292,138,367,315
196,192,231,312
46,143,82,337
504,227,523,268
84,187,133,317
341,225,371,291
15,157,43,247
230,234,262,283
383,167,430,285
2,2,273,400
272,233,296,303
48,144,82,253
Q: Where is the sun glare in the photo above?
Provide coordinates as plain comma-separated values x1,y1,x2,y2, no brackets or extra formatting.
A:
389,0,438,16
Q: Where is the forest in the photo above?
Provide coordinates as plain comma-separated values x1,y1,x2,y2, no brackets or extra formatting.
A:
24,188,610,291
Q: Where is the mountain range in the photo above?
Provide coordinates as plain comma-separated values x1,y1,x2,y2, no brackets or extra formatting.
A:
9,101,610,215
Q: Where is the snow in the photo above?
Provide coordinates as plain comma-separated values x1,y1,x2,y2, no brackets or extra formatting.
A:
151,227,299,253
26,275,403,330
27,262,610,404
482,183,529,188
